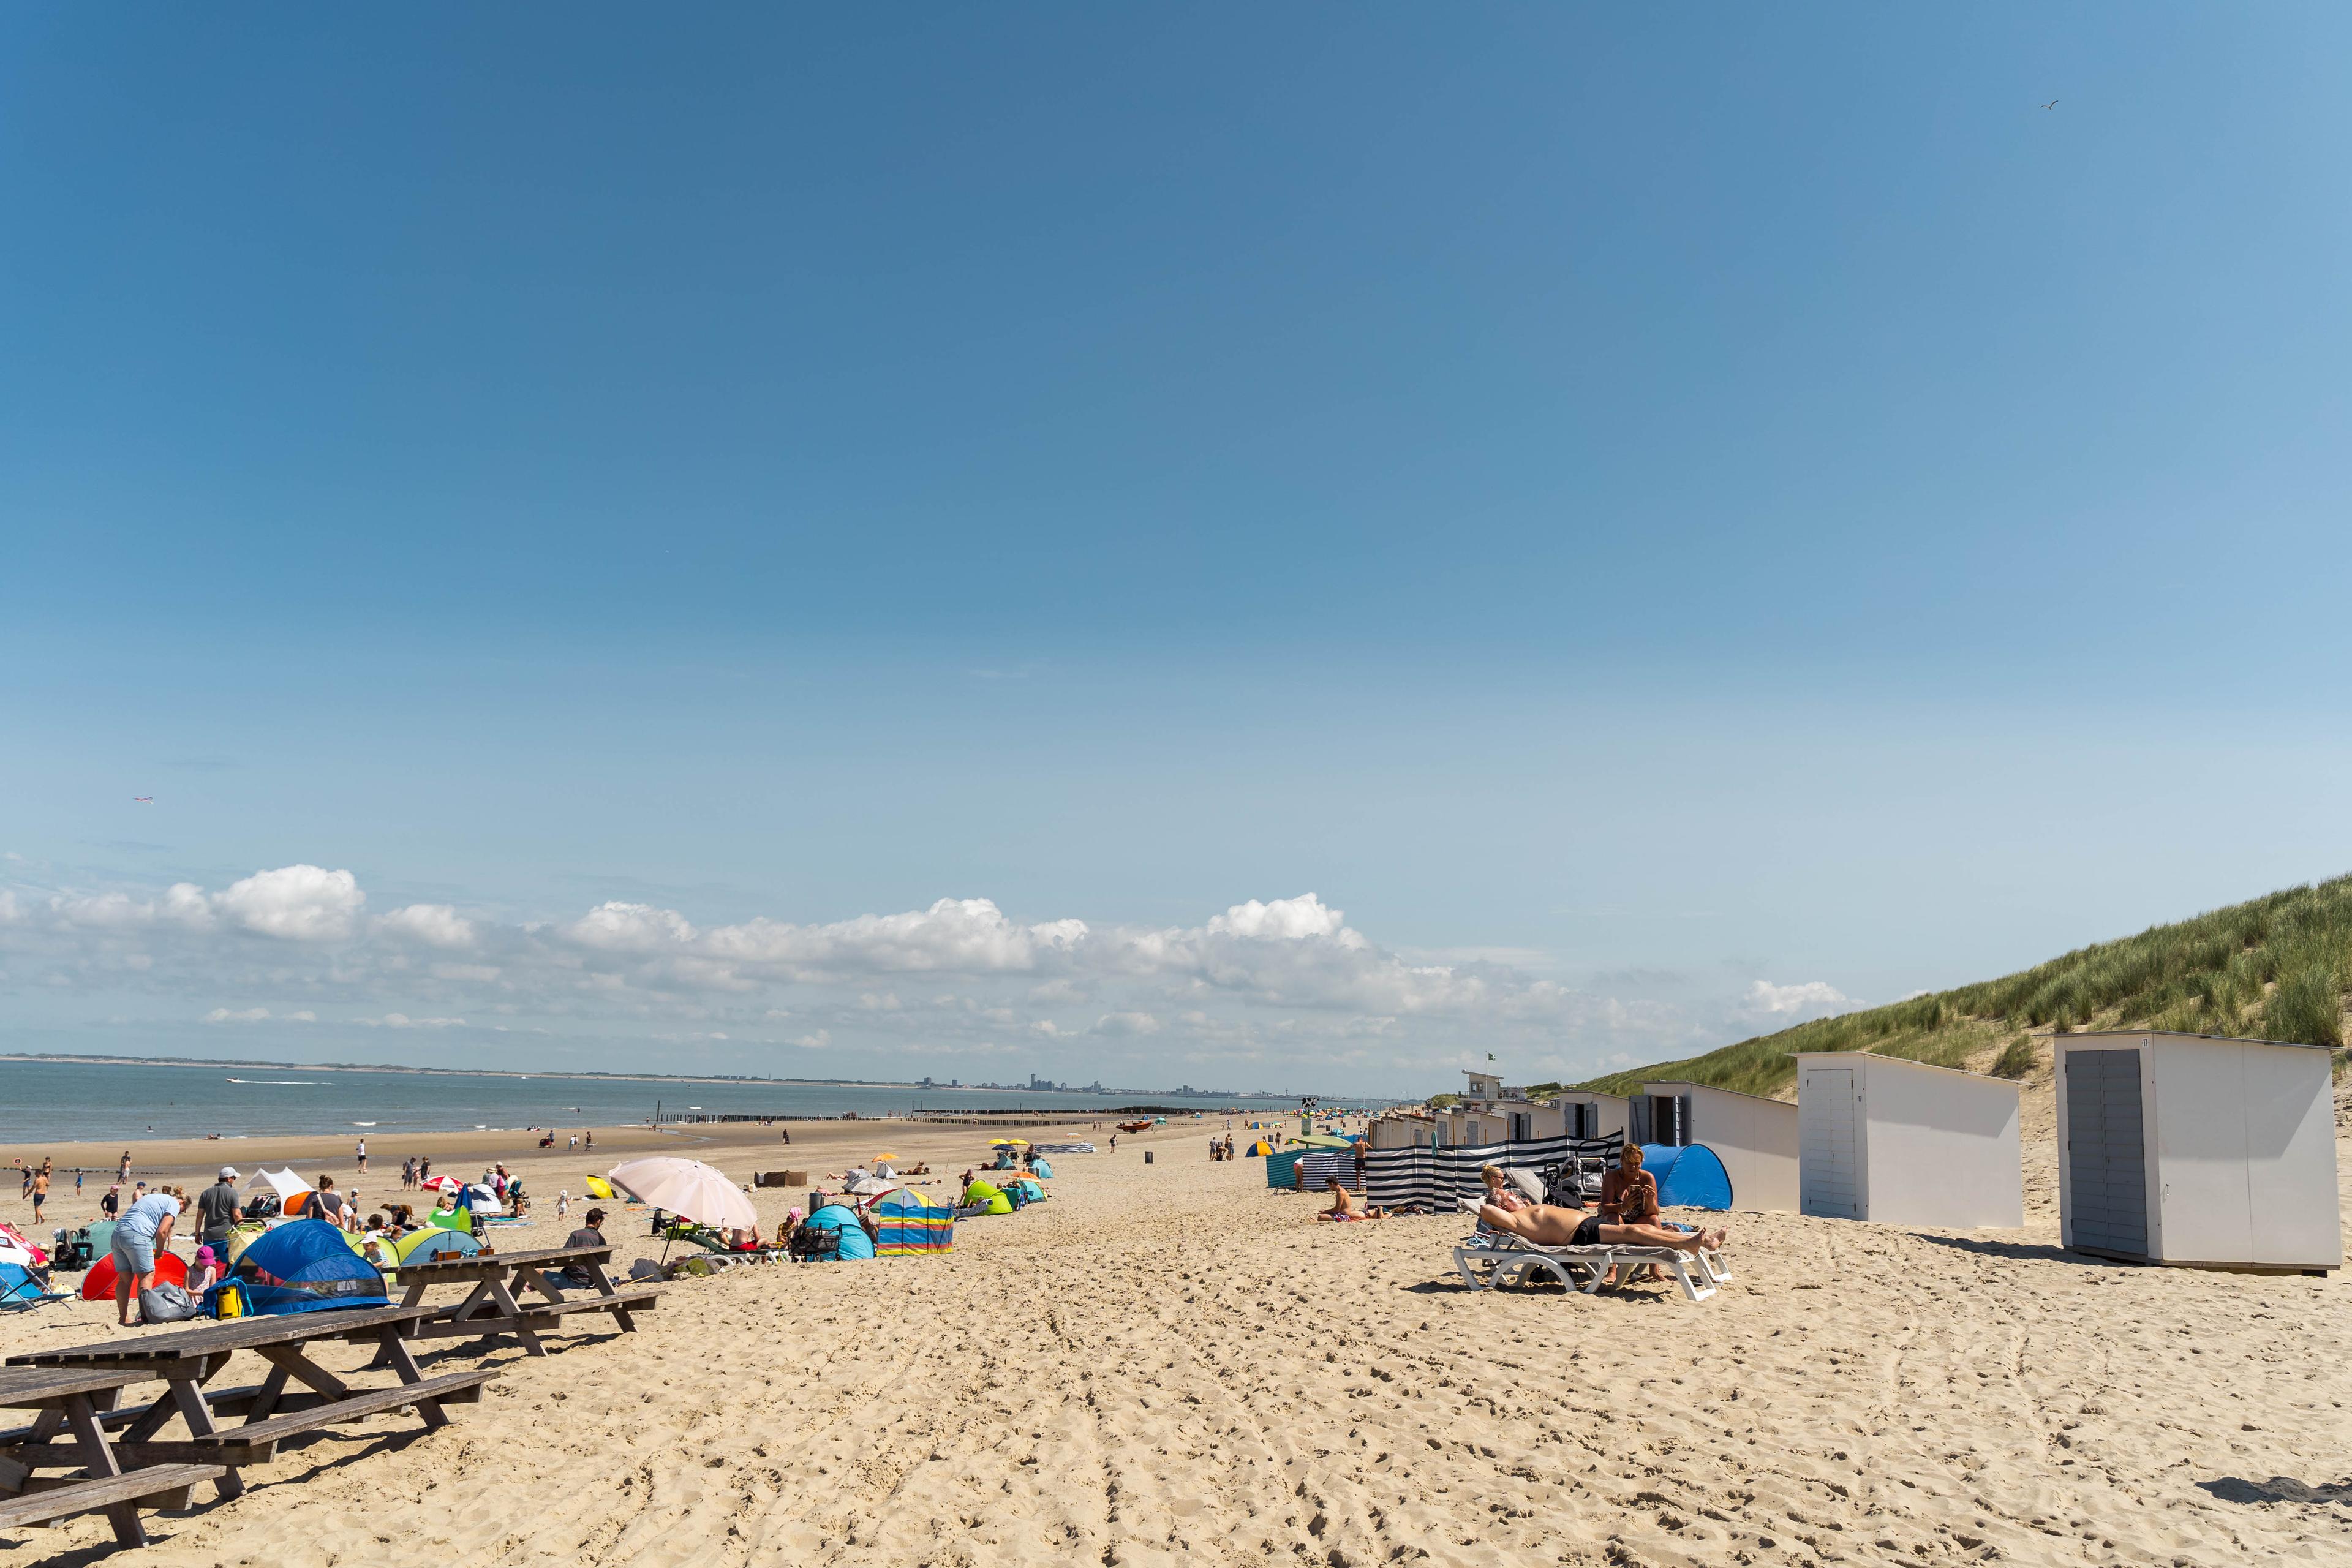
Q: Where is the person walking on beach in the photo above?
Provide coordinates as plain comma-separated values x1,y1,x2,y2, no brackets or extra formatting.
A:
112,1188,180,1327
418,1156,431,1183
195,1167,239,1252
117,1151,132,1183
355,1137,368,1174
99,1184,121,1221
29,1168,48,1226
401,1156,416,1191
75,1167,83,1194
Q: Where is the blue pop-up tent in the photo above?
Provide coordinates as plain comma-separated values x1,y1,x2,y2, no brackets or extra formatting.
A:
803,1204,875,1260
1638,1144,1734,1210
227,1219,389,1315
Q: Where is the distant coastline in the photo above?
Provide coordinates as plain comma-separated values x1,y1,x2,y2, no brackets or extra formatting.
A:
0,1052,1300,1100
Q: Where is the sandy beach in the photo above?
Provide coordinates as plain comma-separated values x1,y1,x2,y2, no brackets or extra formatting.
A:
3,1103,2350,1567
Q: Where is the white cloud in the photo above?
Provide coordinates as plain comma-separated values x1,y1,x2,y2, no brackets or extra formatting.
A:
379,903,477,949
213,865,364,940
1744,979,1858,1018
1204,892,1358,944
564,902,698,952
2,867,1746,1086
200,1006,317,1025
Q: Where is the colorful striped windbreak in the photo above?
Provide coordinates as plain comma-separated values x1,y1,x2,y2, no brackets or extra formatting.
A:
873,1189,956,1256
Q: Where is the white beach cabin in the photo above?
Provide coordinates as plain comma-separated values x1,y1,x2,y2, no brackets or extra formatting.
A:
1553,1091,1631,1142
1638,1080,1800,1211
1794,1052,2023,1229
2054,1031,2341,1273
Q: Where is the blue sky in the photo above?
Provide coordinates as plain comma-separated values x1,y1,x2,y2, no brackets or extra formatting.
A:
5,8,2351,1094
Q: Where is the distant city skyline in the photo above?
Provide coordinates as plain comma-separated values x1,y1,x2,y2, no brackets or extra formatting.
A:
9,10,2352,1095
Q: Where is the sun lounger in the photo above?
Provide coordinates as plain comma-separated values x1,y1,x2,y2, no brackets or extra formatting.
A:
1450,1233,1730,1303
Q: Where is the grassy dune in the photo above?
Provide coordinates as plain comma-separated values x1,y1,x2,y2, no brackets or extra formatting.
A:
1574,874,2352,1100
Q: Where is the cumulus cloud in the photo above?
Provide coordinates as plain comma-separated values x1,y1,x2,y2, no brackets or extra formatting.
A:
1744,979,1858,1018
1204,892,1360,945
200,1006,316,1024
2,864,1763,1085
213,865,365,940
379,903,477,949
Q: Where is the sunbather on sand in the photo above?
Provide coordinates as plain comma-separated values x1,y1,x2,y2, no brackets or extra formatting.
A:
1317,1175,1386,1222
1477,1200,1727,1254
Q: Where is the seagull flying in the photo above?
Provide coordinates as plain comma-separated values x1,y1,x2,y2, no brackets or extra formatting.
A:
2041,100,2059,110
132,796,152,803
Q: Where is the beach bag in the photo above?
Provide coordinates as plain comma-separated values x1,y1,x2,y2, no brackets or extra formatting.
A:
139,1283,203,1323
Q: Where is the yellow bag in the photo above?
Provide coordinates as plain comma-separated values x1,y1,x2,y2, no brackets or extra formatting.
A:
215,1280,245,1319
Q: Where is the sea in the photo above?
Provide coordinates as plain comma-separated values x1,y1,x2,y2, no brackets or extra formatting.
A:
0,1059,1294,1146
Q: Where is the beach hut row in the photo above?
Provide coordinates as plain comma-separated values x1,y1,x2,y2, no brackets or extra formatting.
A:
1615,1031,2341,1274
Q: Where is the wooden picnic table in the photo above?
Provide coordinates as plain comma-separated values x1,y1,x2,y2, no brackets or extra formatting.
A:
391,1243,660,1357
4,1305,493,1504
0,1366,226,1550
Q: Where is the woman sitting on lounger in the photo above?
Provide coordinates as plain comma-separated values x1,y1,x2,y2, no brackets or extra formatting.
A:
1476,1194,1727,1256
1316,1175,1387,1222
1479,1164,1531,1213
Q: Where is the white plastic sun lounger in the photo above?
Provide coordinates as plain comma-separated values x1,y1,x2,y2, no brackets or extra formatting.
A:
1451,1232,1732,1303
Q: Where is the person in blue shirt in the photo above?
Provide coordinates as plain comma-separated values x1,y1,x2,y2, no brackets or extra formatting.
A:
113,1189,182,1327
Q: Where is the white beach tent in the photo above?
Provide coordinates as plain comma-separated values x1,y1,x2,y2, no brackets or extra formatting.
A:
1795,1052,2023,1229
2054,1031,2341,1273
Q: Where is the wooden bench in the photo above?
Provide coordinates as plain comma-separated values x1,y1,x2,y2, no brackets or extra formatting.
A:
0,1463,226,1531
508,1286,663,1322
190,1371,496,1461
0,1366,229,1548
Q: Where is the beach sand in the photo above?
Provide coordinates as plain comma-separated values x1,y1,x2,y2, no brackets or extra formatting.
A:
4,1109,2349,1567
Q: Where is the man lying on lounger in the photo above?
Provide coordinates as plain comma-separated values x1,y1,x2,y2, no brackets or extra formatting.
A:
1476,1191,1727,1256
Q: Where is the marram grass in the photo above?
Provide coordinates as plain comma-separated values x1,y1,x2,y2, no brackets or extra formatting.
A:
1577,873,2352,1099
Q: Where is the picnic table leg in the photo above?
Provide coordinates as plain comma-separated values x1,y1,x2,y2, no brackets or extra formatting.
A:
375,1332,452,1431
581,1260,638,1332
244,1364,292,1422
61,1392,143,1548
480,1276,547,1357
448,1278,501,1323
167,1376,247,1502
254,1346,350,1403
